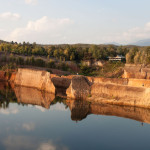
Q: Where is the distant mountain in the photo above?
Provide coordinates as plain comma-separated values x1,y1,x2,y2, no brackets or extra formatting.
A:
103,42,121,46
129,39,150,46
0,40,8,44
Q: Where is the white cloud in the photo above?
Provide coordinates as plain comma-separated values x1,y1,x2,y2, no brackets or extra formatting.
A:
3,135,36,150
3,136,69,150
25,0,38,5
50,103,68,111
5,16,73,44
0,108,19,115
103,21,150,44
35,106,46,112
37,141,69,150
0,12,21,20
37,142,56,150
22,123,35,131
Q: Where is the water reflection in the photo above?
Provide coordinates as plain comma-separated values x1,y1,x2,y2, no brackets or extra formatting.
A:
0,82,17,109
0,81,150,124
3,135,69,150
14,86,55,109
67,100,150,124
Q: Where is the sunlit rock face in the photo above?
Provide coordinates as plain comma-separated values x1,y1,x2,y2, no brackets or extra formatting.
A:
14,68,55,94
66,76,91,100
123,64,150,79
14,86,55,109
87,76,128,85
91,82,150,108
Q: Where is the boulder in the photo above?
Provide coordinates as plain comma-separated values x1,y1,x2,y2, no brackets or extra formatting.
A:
66,75,91,100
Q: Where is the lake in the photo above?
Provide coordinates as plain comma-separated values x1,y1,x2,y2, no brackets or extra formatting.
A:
0,82,150,150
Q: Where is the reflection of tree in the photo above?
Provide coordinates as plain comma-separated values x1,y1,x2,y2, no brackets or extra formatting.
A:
0,83,17,109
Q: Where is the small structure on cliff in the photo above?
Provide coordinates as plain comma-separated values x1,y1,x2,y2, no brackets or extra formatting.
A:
108,55,125,62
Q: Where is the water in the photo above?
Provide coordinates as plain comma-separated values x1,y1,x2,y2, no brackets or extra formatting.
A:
0,82,150,150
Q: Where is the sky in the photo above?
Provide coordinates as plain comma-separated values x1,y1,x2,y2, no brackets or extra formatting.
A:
0,0,150,44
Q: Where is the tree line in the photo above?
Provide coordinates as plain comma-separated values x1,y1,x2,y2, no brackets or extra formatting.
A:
126,46,150,64
1,41,150,65
0,42,129,62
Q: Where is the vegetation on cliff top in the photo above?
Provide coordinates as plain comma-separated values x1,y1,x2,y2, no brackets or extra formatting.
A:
0,41,149,77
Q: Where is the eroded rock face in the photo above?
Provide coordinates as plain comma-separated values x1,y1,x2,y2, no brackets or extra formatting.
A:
66,76,91,100
14,68,55,94
122,64,150,79
91,82,150,108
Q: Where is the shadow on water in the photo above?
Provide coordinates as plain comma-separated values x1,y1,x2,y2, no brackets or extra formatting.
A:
1,81,150,124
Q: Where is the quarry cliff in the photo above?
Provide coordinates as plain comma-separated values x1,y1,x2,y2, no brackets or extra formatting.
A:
2,67,150,109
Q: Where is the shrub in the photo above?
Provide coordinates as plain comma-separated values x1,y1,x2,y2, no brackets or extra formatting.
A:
47,60,56,68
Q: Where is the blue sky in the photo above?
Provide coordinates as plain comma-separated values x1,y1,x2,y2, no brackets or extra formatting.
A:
0,0,150,44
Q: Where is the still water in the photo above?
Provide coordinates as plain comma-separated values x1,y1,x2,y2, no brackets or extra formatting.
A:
0,82,150,150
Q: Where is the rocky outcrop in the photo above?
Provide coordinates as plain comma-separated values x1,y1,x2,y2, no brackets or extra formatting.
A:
14,68,55,94
14,86,55,109
90,82,150,108
128,78,150,88
65,74,150,108
4,67,150,109
66,76,91,100
123,64,150,79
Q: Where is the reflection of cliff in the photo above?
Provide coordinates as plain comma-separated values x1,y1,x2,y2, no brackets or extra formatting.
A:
90,103,150,124
14,86,55,109
67,100,150,124
66,100,90,121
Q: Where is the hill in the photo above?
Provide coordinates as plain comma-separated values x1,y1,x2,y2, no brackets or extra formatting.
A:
130,39,150,46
